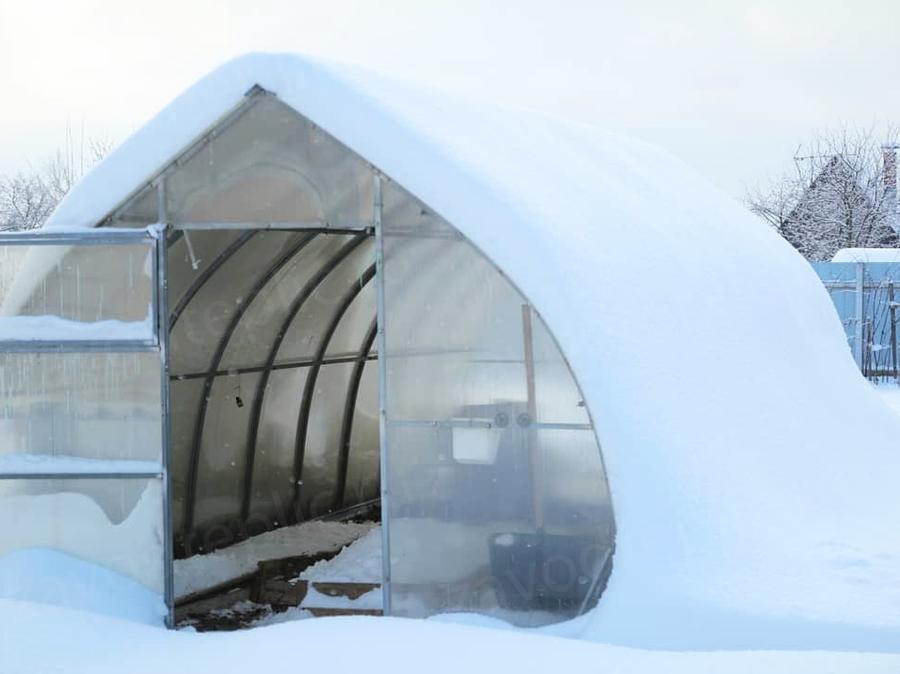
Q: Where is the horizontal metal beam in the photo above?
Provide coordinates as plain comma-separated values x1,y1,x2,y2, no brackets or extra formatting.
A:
386,419,592,431
0,339,158,353
171,222,374,234
824,283,893,291
170,352,377,381
0,229,156,245
0,471,164,480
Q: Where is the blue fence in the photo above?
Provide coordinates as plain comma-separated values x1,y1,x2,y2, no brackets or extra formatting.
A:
812,261,900,379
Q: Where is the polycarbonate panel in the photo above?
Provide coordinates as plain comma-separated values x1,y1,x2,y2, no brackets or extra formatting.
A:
381,180,614,626
221,234,366,369
325,284,376,358
165,97,374,225
275,238,374,363
0,478,164,593
0,351,161,463
343,361,379,508
107,184,158,227
0,243,154,339
169,378,205,535
168,231,306,374
248,367,308,528
191,372,264,544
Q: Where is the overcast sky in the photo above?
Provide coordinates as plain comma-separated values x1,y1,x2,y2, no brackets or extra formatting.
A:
1,0,898,199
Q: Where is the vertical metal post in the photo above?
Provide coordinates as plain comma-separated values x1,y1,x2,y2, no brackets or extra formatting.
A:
891,280,898,383
521,304,543,532
854,262,865,370
155,178,175,627
373,173,392,615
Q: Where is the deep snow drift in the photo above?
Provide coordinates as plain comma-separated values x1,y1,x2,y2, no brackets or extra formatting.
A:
6,599,900,674
35,52,900,650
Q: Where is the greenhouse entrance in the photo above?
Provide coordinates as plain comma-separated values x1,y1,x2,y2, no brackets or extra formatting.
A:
166,226,384,629
0,85,616,631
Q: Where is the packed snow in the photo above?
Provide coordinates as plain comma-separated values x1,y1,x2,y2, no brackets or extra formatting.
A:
0,550,165,625
30,52,900,651
175,519,376,597
299,526,382,582
6,598,900,674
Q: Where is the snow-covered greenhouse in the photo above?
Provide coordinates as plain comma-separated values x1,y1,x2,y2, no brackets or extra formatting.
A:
2,54,900,649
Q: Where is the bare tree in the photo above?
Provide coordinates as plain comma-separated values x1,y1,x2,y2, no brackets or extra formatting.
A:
747,127,899,261
0,130,112,232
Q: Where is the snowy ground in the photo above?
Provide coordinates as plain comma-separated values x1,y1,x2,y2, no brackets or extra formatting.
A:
7,598,900,674
871,381,900,418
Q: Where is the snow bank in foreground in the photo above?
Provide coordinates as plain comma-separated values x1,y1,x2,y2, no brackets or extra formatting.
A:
6,599,900,674
0,551,165,625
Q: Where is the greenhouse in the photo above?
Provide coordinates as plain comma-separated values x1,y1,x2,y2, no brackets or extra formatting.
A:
3,54,900,651
0,58,614,629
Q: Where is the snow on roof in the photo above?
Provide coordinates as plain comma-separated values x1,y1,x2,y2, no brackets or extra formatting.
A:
44,54,900,650
832,247,900,263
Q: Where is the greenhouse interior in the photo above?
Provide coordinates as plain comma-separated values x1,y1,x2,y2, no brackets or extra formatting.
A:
0,88,615,630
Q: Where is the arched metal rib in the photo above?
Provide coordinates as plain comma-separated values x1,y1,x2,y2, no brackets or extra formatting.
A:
181,232,318,540
333,318,378,511
292,263,377,516
169,230,257,329
239,233,372,522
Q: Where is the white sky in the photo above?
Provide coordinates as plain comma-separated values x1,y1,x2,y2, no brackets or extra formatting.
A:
0,0,898,198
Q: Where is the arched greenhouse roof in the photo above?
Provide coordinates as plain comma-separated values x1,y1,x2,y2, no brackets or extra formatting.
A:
45,52,900,649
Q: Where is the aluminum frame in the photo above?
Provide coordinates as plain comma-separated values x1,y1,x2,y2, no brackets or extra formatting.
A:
373,173,392,615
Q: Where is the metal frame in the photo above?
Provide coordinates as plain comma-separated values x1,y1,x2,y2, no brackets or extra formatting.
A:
238,233,372,522
0,470,163,480
373,174,392,615
172,222,373,233
0,228,156,246
156,180,176,628
171,352,377,381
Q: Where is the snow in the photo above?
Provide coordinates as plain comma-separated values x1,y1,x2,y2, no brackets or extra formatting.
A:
0,314,153,341
175,520,376,597
0,550,165,625
6,599,900,674
0,480,163,593
35,53,900,650
299,527,382,582
0,454,161,475
832,248,900,263
872,381,900,416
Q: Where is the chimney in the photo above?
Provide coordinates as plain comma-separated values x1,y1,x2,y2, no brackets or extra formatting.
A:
884,143,899,193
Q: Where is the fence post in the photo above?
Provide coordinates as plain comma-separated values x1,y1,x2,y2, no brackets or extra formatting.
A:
854,262,865,371
891,280,898,383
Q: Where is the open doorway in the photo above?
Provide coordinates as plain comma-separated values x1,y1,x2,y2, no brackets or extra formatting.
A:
166,227,384,630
